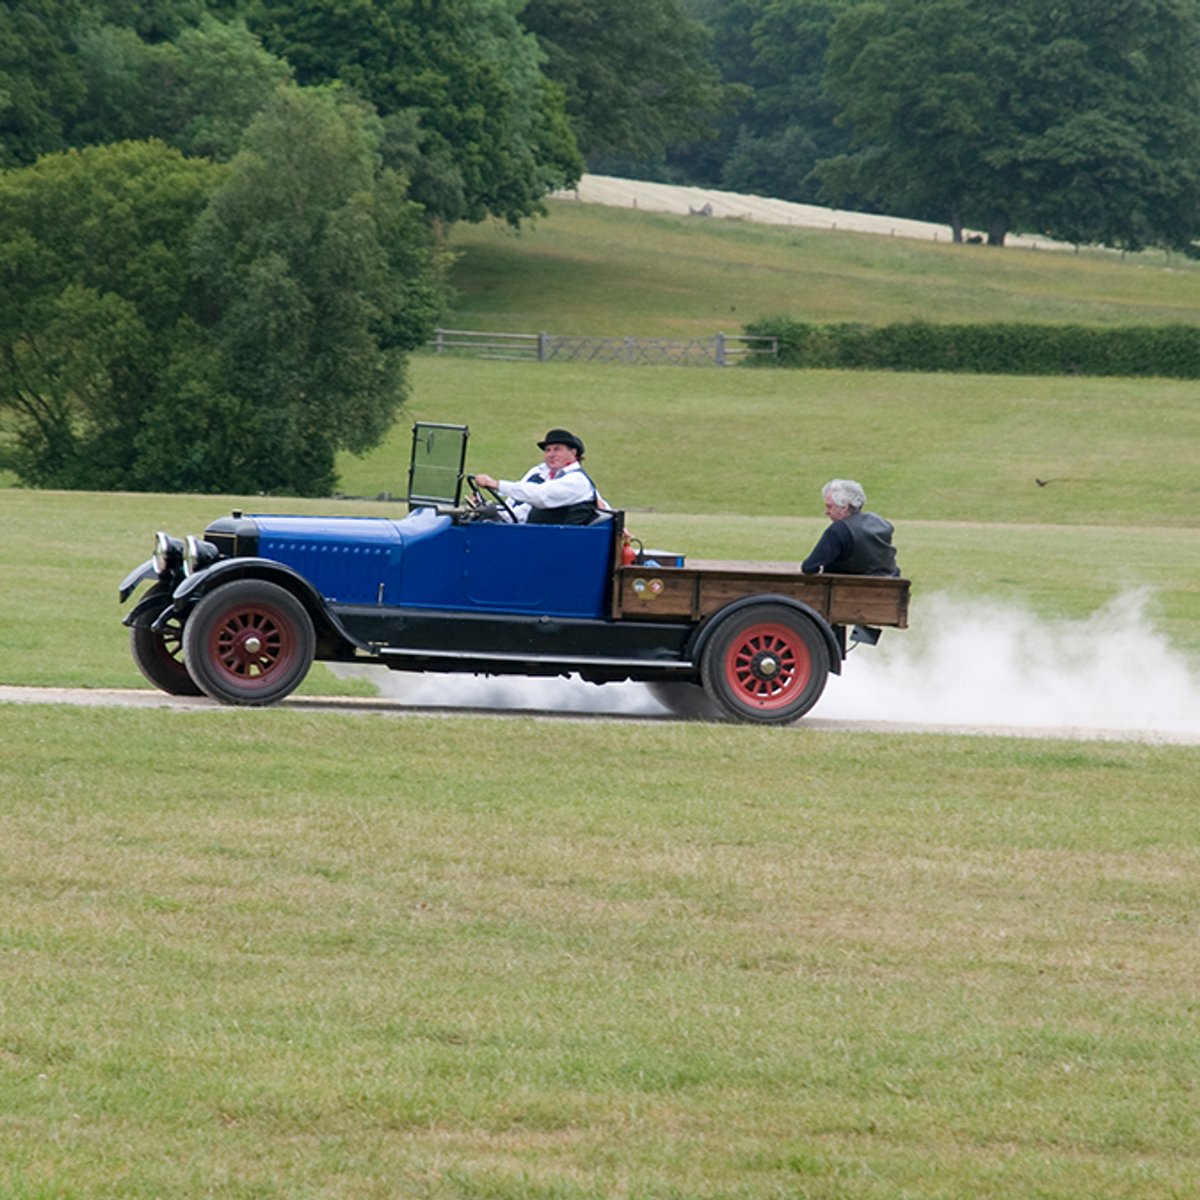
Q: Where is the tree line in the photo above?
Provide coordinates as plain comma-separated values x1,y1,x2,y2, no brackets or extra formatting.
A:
3,0,1199,493
666,0,1200,253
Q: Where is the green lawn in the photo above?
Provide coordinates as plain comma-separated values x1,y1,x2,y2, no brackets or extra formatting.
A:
370,357,1200,530
3,707,1198,1199
3,200,1200,1199
445,200,1200,335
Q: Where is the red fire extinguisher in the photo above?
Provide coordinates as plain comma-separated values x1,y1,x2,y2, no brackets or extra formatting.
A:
621,534,643,566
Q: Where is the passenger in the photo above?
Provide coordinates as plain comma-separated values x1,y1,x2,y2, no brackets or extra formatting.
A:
474,429,609,525
802,479,900,576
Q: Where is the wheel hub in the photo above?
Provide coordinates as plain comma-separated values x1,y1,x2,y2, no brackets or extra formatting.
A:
216,615,280,676
719,620,814,713
750,650,781,680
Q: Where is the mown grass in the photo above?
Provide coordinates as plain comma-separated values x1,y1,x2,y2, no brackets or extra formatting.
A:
380,357,1200,530
1,352,1198,691
3,707,1199,1198
446,200,1200,335
3,200,1199,1198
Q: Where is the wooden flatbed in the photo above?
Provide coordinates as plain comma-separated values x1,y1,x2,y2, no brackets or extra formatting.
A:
614,559,910,630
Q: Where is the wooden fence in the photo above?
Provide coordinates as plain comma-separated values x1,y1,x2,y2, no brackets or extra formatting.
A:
427,328,777,366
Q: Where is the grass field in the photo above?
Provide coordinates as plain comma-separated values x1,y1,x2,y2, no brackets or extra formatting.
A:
445,200,1200,335
4,708,1199,1199
3,199,1200,1198
2,357,1198,687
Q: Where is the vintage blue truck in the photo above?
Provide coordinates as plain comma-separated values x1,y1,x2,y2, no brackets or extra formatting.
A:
119,424,909,724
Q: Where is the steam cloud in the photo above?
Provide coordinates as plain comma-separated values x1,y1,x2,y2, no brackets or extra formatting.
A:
818,590,1200,739
339,591,1199,741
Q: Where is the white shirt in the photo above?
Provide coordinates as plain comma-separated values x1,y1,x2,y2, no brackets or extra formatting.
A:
497,460,608,522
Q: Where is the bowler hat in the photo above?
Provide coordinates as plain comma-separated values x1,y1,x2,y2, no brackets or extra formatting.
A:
537,428,585,456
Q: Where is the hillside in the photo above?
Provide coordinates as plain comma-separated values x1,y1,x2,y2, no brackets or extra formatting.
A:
445,192,1200,336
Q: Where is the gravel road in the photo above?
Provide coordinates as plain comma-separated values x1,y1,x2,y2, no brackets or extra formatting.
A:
3,684,1194,745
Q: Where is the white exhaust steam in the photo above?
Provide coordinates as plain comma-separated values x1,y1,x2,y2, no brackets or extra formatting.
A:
334,591,1199,740
819,590,1200,739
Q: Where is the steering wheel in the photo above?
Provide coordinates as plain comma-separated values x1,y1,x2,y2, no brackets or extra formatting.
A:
464,474,518,523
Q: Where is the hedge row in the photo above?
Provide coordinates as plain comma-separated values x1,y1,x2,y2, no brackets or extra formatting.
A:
742,318,1200,378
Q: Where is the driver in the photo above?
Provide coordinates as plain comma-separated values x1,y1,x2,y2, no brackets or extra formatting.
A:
474,429,609,525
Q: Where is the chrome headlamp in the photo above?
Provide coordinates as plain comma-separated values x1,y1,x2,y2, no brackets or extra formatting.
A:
183,535,220,577
152,531,184,577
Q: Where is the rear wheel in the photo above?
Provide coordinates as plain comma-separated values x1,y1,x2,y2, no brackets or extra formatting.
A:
700,604,830,724
182,579,314,706
129,585,203,696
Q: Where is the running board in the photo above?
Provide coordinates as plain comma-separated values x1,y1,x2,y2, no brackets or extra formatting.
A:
377,646,697,671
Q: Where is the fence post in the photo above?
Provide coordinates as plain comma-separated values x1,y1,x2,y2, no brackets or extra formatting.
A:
715,332,727,367
434,328,445,356
538,331,548,363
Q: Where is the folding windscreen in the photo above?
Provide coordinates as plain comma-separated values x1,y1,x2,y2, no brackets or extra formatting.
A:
407,422,469,509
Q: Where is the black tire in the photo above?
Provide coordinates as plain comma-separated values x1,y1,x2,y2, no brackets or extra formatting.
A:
182,579,315,706
700,604,830,725
129,586,205,696
645,680,721,721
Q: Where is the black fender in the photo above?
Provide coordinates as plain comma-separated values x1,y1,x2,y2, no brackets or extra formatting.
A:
688,593,843,676
154,557,367,653
119,559,160,604
123,585,174,629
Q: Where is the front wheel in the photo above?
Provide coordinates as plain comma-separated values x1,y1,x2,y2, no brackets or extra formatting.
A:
700,604,830,724
129,585,204,696
182,579,315,706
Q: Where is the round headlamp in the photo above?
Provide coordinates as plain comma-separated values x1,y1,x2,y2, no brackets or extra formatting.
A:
184,535,220,576
152,531,184,576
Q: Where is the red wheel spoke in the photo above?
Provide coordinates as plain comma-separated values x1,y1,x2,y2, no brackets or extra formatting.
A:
722,621,812,711
182,580,314,706
209,606,293,682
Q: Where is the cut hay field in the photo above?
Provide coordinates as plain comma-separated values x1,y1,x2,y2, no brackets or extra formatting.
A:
3,197,1199,1199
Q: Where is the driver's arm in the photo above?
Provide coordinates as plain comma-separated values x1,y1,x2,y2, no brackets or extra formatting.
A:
498,472,592,510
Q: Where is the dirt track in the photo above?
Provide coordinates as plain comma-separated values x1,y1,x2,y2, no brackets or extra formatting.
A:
3,685,1195,745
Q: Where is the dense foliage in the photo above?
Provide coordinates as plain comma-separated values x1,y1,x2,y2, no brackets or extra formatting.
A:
227,0,582,225
189,86,444,494
820,0,1200,249
520,0,726,162
746,316,1200,378
0,140,222,489
672,0,1200,253
0,90,443,494
3,0,580,492
5,0,1200,493
664,0,853,205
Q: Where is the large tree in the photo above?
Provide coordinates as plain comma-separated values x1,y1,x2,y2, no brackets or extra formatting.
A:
0,88,445,494
820,0,1200,248
234,0,582,224
517,0,726,163
0,139,224,488
190,85,445,494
